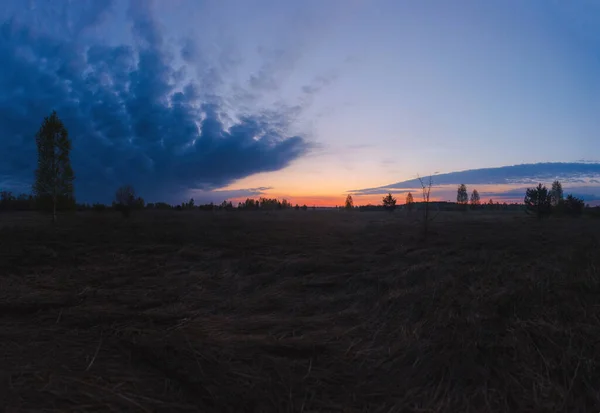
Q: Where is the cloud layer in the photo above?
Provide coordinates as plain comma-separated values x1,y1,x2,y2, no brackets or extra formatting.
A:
0,0,310,202
351,162,600,202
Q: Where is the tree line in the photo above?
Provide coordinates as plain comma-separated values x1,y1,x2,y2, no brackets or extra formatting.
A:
0,187,312,215
0,111,316,218
455,181,586,217
0,111,596,219
342,180,590,216
342,190,534,213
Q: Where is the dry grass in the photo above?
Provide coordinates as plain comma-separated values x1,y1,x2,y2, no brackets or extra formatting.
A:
1,210,599,412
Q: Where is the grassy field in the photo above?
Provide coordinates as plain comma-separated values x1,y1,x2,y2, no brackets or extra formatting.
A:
1,210,599,412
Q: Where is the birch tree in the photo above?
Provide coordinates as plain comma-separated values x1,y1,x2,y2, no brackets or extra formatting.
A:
33,111,74,222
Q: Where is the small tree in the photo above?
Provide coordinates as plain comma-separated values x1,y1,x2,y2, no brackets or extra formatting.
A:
457,184,468,207
470,189,480,208
418,175,437,239
33,111,75,222
134,196,145,210
115,185,136,217
344,194,354,210
382,192,396,212
524,184,551,219
550,180,564,207
0,191,14,211
405,192,414,211
563,194,584,216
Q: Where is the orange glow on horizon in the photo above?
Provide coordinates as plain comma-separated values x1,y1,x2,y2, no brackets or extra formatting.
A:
228,192,439,208
224,183,536,207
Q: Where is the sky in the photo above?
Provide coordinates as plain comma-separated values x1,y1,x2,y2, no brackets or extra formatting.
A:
0,0,599,206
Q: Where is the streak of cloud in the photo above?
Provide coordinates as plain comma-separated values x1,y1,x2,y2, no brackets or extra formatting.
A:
351,163,600,196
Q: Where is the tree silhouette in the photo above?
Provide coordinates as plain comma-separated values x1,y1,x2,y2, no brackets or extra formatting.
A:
405,192,414,211
259,197,280,210
418,175,436,239
240,198,259,210
550,180,564,206
524,184,552,219
344,195,354,210
0,191,36,211
457,184,468,207
470,189,480,207
115,185,136,217
134,196,145,210
220,200,233,210
33,111,75,222
382,193,396,212
0,191,13,211
563,194,584,215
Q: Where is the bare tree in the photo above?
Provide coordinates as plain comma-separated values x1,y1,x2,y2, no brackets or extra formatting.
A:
115,185,136,217
405,192,414,211
417,174,437,239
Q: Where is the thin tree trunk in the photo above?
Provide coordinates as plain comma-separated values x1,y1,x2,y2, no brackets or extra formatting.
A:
52,138,57,224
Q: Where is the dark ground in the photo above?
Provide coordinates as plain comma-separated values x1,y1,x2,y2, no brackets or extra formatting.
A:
1,210,599,412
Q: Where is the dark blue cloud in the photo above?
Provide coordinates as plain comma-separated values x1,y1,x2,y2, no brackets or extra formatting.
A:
351,162,600,196
0,1,310,203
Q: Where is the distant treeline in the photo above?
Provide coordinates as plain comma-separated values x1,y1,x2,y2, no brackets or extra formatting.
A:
1,189,598,216
0,191,76,211
0,192,311,212
9,111,598,221
357,201,526,212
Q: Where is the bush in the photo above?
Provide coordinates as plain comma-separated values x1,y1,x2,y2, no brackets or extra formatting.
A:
114,185,136,218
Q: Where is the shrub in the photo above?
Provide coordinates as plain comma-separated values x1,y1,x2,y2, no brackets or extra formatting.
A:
114,185,136,218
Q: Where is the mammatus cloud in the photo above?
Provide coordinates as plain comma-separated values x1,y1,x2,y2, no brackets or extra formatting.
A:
0,0,310,203
350,162,600,203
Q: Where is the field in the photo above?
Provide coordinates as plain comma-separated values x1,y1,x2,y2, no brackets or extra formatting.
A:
1,210,600,412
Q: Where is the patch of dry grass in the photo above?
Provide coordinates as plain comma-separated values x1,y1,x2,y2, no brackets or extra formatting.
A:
1,210,599,412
